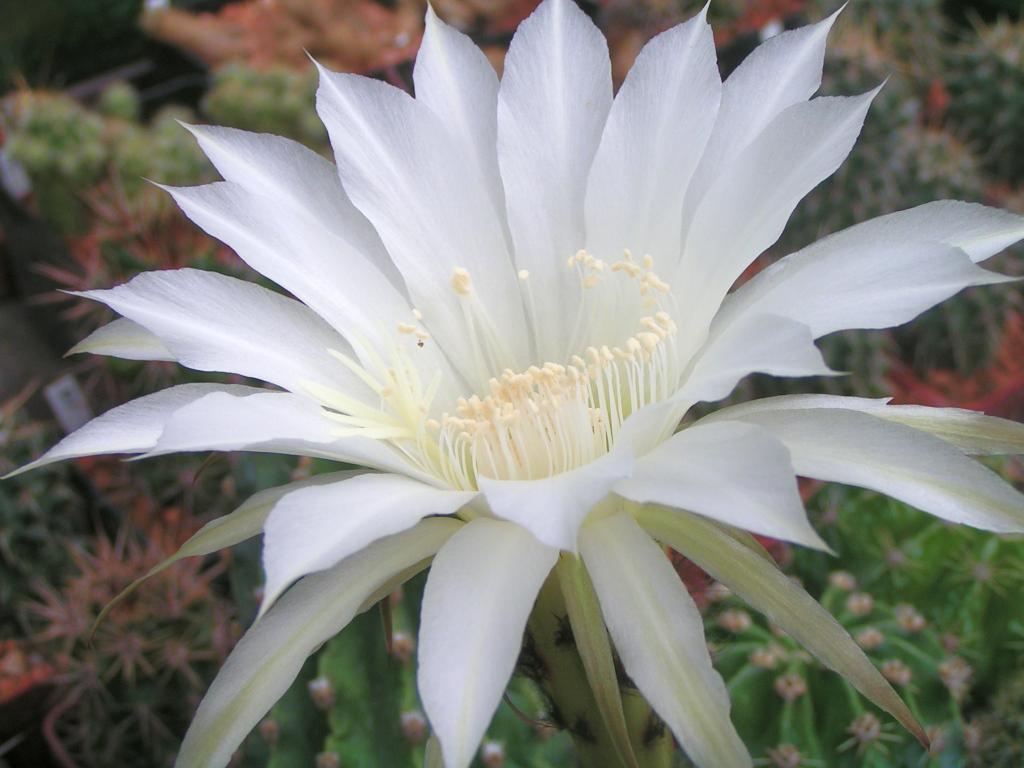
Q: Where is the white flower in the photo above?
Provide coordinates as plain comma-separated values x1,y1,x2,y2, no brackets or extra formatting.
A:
11,2,1024,767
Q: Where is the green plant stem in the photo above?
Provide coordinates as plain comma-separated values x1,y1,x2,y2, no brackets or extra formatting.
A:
522,571,674,768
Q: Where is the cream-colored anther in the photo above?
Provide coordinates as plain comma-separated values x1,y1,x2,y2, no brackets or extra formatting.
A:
397,323,417,334
412,308,424,321
518,269,530,280
451,267,472,296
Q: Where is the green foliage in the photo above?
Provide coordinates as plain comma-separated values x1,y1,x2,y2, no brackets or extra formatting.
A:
945,18,1024,184
202,64,327,150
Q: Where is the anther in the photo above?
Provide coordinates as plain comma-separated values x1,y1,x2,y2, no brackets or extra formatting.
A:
451,267,472,296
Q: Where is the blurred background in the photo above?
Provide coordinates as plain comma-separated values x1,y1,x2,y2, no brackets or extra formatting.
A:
0,1,1022,766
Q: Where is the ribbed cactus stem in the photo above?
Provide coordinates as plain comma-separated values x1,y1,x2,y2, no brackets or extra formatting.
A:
521,571,673,768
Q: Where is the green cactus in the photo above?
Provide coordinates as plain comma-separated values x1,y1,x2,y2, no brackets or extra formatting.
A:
97,80,141,122
945,18,1024,185
201,64,326,150
967,667,1024,767
705,580,966,766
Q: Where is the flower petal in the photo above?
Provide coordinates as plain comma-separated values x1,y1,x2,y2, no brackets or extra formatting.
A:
162,182,463,394
67,318,173,361
682,9,839,232
175,517,461,768
718,239,1013,341
634,506,927,748
584,8,720,273
555,554,640,768
183,123,395,281
679,313,833,404
260,474,475,616
797,199,1024,265
579,513,750,768
675,89,878,328
145,389,438,483
709,401,1024,533
79,269,370,398
414,6,506,232
498,0,612,362
316,65,529,387
4,383,261,478
478,446,633,552
616,420,827,549
419,517,557,768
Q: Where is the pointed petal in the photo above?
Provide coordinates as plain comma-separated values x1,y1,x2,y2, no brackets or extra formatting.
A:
183,123,395,282
580,514,750,768
316,65,529,386
4,383,261,478
616,420,827,549
676,90,878,325
261,474,475,615
419,518,557,768
555,554,640,768
79,269,371,399
585,9,720,269
497,0,612,361
145,389,438,483
798,199,1024,264
67,318,173,361
478,446,633,552
719,239,1013,341
680,313,833,404
876,405,1024,455
161,182,463,393
414,7,506,229
709,402,1024,533
175,517,461,768
682,10,839,230
634,506,927,747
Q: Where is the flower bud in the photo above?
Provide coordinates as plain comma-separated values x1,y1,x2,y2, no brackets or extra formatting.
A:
308,676,335,710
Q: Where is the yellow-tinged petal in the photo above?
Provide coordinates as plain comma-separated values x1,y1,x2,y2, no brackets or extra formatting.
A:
634,505,928,749
555,554,640,768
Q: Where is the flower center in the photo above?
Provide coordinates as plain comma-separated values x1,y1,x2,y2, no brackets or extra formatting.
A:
310,249,680,489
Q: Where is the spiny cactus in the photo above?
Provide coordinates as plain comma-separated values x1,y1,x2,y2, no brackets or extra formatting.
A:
705,581,967,766
0,387,85,624
945,17,1024,184
25,518,237,768
794,485,1024,694
201,64,327,150
967,667,1024,767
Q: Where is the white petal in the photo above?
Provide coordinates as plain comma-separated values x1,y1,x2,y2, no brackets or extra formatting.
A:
79,269,370,399
799,200,1024,264
580,514,751,768
616,420,827,549
712,394,1024,456
176,517,461,768
497,0,612,362
585,9,720,270
67,318,173,361
146,389,438,483
675,90,878,326
679,313,833,404
4,383,260,478
163,182,461,392
711,403,1024,533
682,10,839,231
183,123,396,283
478,446,633,552
414,7,506,233
419,517,557,768
635,507,926,747
316,66,529,387
261,474,475,615
718,240,1013,341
